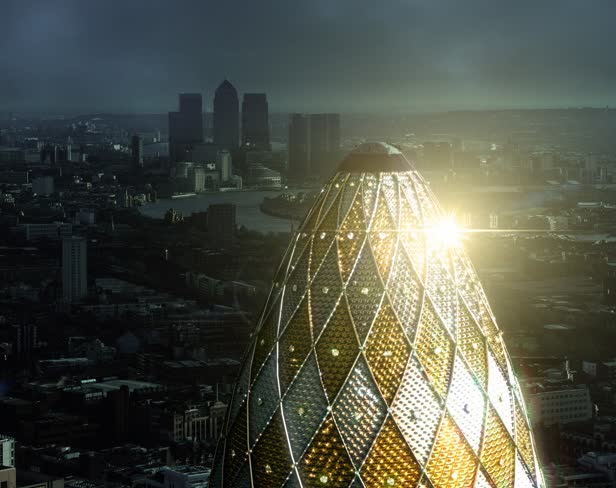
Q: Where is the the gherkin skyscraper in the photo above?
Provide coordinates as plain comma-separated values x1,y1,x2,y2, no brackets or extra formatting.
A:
210,143,544,488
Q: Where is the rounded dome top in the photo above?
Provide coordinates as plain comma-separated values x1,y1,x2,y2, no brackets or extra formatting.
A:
352,141,402,155
338,141,414,172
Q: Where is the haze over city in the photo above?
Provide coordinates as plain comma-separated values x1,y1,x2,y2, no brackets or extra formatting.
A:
3,0,616,112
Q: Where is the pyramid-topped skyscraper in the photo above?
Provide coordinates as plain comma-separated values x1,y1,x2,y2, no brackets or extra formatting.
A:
210,142,543,488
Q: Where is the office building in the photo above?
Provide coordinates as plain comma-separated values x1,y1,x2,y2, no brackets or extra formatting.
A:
244,162,282,189
288,113,311,183
241,93,269,149
169,93,203,162
213,80,239,150
527,384,593,427
309,113,341,177
0,466,15,488
145,466,210,488
245,150,286,174
131,134,143,168
217,149,232,183
62,236,87,303
211,143,543,487
288,113,341,183
207,204,236,249
19,222,72,241
0,435,15,467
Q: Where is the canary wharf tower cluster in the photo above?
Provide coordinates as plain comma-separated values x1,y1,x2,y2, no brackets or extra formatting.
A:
210,143,543,488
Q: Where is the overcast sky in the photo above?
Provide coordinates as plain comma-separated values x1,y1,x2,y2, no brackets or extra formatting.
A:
2,0,616,113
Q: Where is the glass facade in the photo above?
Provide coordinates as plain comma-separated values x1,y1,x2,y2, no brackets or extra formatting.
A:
211,143,544,488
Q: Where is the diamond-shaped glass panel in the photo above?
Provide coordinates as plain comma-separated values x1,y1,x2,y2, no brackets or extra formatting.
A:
426,414,478,488
458,301,488,388
298,415,355,487
488,353,514,437
413,178,440,224
365,301,411,404
282,354,329,461
397,173,423,222
414,300,455,399
310,233,336,282
447,355,487,453
387,249,423,341
249,353,280,446
280,243,310,332
283,471,302,488
475,469,496,488
332,356,387,467
398,194,425,282
251,409,293,487
338,174,362,226
361,174,379,222
481,407,515,488
315,300,360,402
515,454,536,488
310,248,343,340
515,400,536,478
223,402,248,485
368,190,397,282
251,307,279,378
318,177,344,228
424,253,457,337
228,343,253,425
278,299,312,392
360,416,421,488
345,241,384,343
368,230,396,285
392,355,444,466
228,463,251,488
381,174,399,222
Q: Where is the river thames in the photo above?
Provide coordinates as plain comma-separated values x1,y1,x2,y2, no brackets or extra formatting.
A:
138,190,300,233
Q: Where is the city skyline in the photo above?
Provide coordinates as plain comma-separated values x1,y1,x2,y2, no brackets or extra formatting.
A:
2,0,616,113
2,2,616,487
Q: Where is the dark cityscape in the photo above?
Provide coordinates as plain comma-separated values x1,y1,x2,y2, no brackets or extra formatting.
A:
2,1,616,487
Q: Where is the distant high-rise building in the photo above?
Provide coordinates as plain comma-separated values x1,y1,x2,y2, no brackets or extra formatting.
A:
288,113,341,183
207,204,236,249
12,323,37,358
242,93,270,149
66,137,73,162
0,435,15,467
131,134,143,168
211,142,544,488
309,113,341,177
213,80,240,150
218,149,232,182
169,93,204,162
62,236,87,303
288,113,311,183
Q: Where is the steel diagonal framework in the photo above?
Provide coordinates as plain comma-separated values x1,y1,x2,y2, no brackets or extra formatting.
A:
210,142,544,488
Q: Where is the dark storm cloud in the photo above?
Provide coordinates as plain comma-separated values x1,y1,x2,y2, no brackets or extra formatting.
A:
1,0,615,112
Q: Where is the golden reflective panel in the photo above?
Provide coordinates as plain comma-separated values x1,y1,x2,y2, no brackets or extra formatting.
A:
210,143,543,487
360,417,421,488
299,416,355,487
364,300,411,404
426,415,478,488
